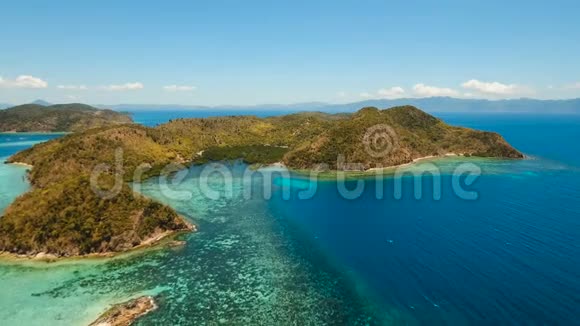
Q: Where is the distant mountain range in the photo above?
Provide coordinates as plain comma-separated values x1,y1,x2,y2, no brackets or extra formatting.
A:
327,97,580,114
30,99,53,106
0,99,52,109
2,97,580,114
100,97,580,114
99,101,331,112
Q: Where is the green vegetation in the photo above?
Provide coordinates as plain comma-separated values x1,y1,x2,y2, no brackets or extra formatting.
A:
9,124,181,187
198,145,289,164
0,175,188,256
0,105,522,256
283,106,523,169
0,103,132,132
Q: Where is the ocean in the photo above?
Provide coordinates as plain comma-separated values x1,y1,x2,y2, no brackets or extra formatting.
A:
127,110,294,127
0,112,578,325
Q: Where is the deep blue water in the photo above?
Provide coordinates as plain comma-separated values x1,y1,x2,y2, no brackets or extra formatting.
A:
437,113,580,167
268,114,580,324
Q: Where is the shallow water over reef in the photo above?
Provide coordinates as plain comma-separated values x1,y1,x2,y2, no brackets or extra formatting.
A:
0,162,384,325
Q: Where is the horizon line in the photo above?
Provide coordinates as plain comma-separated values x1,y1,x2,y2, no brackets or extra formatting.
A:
4,96,580,110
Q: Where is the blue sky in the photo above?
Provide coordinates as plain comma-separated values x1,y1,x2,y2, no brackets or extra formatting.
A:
1,0,579,105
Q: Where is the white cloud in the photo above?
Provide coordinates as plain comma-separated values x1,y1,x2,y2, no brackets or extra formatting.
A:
564,82,580,90
57,85,88,90
377,86,405,98
413,83,459,97
360,86,406,99
163,85,196,92
0,75,48,89
461,79,520,95
102,82,144,91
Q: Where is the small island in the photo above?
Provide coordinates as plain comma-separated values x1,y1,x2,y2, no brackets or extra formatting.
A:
0,103,132,132
89,296,157,326
0,105,523,258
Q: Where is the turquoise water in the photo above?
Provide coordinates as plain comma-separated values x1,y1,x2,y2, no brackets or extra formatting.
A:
0,133,63,213
0,115,579,325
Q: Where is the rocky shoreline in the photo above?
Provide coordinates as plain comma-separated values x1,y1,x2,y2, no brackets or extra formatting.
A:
89,296,157,326
0,221,195,263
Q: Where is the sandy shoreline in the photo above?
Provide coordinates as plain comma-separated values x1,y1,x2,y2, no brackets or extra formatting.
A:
6,161,33,168
365,153,462,172
287,153,527,180
0,220,195,264
286,153,472,178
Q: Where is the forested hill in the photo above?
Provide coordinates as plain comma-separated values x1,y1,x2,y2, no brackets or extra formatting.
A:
0,103,132,132
0,105,522,257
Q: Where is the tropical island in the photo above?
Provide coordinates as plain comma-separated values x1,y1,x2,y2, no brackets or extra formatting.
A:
0,105,522,258
0,103,132,132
